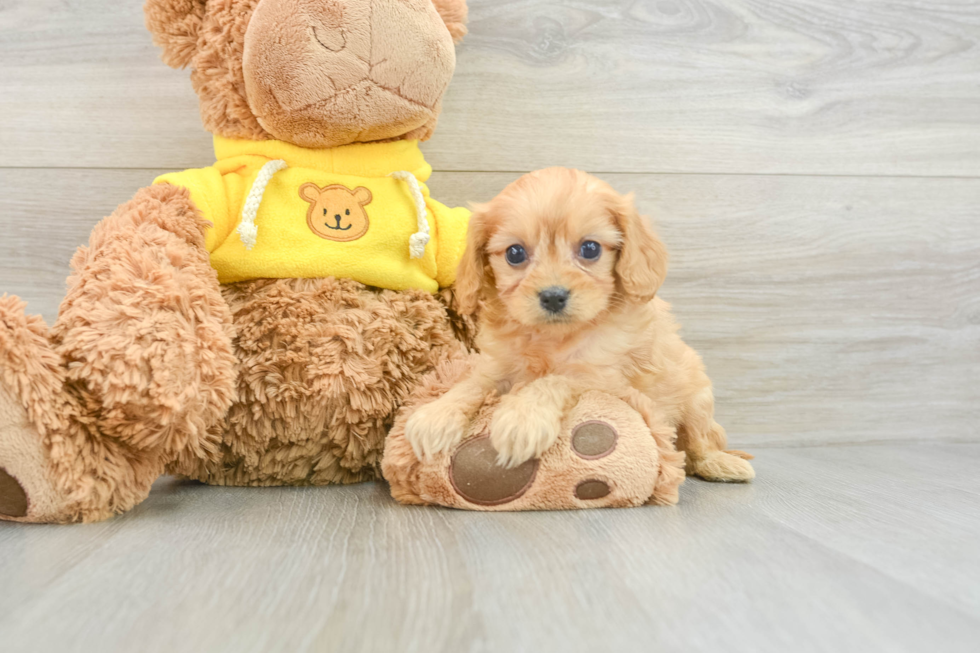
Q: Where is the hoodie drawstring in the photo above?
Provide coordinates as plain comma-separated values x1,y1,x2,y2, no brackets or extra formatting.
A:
237,159,288,250
389,170,430,259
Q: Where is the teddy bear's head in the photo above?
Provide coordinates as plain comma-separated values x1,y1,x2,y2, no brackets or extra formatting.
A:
145,0,468,149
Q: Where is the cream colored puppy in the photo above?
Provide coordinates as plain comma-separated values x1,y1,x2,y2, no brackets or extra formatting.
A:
405,168,754,483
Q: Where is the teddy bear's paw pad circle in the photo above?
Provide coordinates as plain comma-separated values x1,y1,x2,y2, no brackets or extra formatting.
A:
571,421,618,460
575,479,611,501
450,436,538,506
0,467,29,518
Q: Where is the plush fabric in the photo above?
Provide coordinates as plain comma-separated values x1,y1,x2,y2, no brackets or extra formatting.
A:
0,185,473,522
383,357,686,510
0,185,236,523
169,279,470,486
0,0,472,523
155,137,469,288
0,0,687,521
146,0,459,148
431,0,468,43
144,0,208,68
242,0,456,148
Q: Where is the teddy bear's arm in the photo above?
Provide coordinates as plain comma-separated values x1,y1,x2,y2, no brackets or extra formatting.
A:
427,199,472,288
154,167,232,253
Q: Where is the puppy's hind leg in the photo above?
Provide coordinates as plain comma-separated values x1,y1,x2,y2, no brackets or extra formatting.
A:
619,388,686,505
677,388,755,483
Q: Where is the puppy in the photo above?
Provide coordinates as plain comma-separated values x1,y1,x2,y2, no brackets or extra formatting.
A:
405,168,754,490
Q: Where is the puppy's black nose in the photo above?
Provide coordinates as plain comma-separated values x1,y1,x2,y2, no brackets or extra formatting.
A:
539,286,570,314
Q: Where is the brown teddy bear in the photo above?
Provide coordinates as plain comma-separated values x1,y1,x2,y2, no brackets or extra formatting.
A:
0,0,712,522
0,0,474,523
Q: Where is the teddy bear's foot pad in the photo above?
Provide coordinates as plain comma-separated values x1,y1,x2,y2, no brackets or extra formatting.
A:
570,421,618,458
0,467,28,518
450,436,539,506
0,382,74,523
574,479,611,500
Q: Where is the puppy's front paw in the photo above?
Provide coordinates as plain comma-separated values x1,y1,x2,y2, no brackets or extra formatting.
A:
404,401,470,462
490,395,562,469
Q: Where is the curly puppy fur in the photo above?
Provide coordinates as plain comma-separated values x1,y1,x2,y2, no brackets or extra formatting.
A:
404,168,753,483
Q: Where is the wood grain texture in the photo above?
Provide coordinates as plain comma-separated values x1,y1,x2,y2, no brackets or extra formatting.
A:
2,168,976,447
1,1,979,174
0,444,978,653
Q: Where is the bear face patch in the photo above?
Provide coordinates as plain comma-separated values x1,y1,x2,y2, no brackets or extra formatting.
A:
299,183,372,242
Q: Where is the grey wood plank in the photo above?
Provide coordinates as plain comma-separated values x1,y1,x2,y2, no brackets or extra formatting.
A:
752,444,980,616
2,1,979,175
1,445,979,653
0,514,140,619
1,168,977,447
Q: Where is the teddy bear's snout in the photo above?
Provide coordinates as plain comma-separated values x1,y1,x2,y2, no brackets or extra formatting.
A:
242,0,457,149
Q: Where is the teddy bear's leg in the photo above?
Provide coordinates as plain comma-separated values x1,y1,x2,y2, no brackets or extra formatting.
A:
675,389,755,483
0,185,236,523
386,375,687,510
0,299,79,522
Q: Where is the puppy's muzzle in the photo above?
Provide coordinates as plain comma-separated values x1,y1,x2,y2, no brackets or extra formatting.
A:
539,286,570,314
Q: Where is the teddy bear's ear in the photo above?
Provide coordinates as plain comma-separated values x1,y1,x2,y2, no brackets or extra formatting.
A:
144,0,208,69
431,0,468,44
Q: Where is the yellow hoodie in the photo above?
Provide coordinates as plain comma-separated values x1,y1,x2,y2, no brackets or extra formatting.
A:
154,137,470,292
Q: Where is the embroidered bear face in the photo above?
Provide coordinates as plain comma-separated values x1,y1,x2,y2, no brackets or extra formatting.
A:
299,183,373,242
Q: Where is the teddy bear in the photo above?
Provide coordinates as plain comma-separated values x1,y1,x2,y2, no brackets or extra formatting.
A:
0,0,475,523
0,0,713,523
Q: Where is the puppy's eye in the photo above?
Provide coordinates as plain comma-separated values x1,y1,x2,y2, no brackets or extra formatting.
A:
579,240,601,260
505,245,528,266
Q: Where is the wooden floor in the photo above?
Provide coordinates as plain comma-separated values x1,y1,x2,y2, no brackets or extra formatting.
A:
1,0,978,651
1,444,978,653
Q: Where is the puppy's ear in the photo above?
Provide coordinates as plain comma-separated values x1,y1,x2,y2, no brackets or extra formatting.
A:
144,0,207,69
431,0,469,44
454,203,492,316
612,192,668,304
